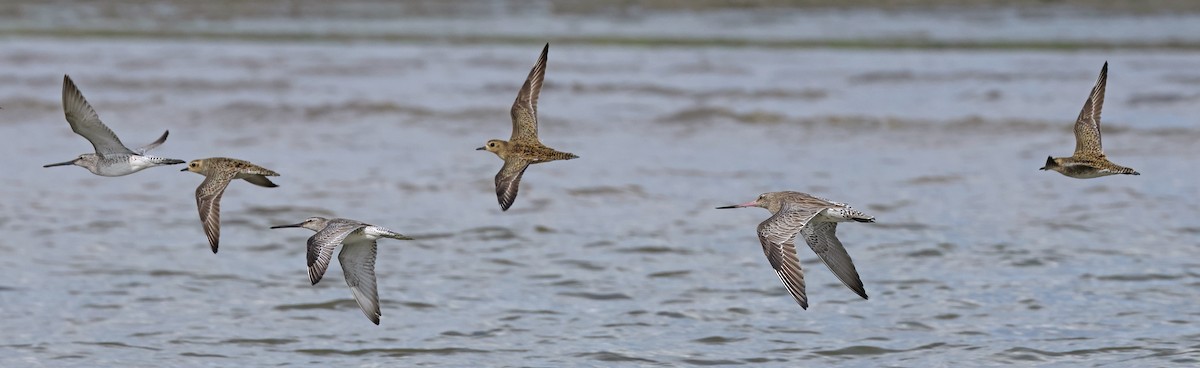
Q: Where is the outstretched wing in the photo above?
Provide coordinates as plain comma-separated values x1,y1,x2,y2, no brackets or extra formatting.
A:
756,205,824,309
195,171,236,253
1074,62,1107,155
63,75,133,156
509,43,548,145
307,221,361,285
134,130,170,154
801,221,868,300
494,159,531,211
338,238,381,325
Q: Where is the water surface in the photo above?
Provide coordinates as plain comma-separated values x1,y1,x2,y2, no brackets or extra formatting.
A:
0,2,1198,367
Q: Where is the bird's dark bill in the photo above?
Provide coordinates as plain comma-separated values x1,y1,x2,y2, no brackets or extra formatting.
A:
43,160,75,168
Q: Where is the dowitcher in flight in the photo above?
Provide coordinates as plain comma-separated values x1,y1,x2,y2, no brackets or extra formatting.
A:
717,191,875,309
271,217,414,325
477,43,578,211
44,75,184,176
1040,62,1140,178
181,157,280,253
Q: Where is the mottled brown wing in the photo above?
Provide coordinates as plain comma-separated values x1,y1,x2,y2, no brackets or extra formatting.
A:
1074,62,1107,155
756,205,824,309
509,43,548,145
195,171,236,253
801,221,868,300
494,159,531,211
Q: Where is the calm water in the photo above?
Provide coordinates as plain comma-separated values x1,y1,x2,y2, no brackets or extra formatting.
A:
1,3,1199,367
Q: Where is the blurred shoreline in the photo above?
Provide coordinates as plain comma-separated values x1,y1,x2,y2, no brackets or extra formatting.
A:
5,1,1200,50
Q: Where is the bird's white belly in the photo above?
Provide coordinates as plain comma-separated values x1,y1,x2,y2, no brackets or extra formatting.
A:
92,156,138,176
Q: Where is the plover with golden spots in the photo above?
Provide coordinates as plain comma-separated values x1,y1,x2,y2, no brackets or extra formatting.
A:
1040,62,1140,178
43,75,184,176
717,191,875,309
270,217,414,325
477,43,578,211
181,157,279,253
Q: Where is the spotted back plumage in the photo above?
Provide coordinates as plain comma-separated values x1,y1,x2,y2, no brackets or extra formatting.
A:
184,157,280,253
479,43,578,211
1041,63,1139,179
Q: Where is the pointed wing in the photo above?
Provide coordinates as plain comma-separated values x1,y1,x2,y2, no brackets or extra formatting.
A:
241,175,279,188
62,75,133,156
801,221,868,300
509,43,548,145
756,205,825,309
494,159,531,211
1074,62,1107,155
134,130,170,155
338,238,381,325
307,221,362,285
195,171,236,253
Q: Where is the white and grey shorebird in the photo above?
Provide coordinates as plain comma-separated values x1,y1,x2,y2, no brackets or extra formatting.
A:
717,191,875,309
271,217,414,325
43,75,184,175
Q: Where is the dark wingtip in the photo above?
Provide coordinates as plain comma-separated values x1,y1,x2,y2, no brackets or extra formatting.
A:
1041,156,1056,170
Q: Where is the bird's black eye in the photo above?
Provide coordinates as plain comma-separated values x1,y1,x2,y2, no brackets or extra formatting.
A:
488,142,496,147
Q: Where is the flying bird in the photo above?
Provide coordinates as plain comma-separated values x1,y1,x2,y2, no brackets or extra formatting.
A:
1040,62,1140,178
477,43,578,211
271,217,414,325
182,157,280,253
717,191,875,309
44,75,184,175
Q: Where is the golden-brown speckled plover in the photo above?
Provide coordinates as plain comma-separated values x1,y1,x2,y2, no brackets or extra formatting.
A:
477,43,578,211
181,157,280,253
717,191,875,310
270,217,414,325
43,75,184,176
1040,62,1140,178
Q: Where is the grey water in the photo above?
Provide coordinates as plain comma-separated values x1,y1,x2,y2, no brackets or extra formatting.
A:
0,1,1198,366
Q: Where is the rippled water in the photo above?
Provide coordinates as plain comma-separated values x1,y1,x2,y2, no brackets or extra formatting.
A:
1,2,1199,367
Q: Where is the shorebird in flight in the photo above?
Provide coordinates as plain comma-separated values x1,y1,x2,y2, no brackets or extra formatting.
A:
44,75,184,176
182,157,280,253
271,217,414,325
1040,62,1140,178
717,191,875,309
477,43,578,211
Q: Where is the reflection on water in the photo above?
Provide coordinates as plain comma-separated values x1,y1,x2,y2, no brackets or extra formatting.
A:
0,1,1199,367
